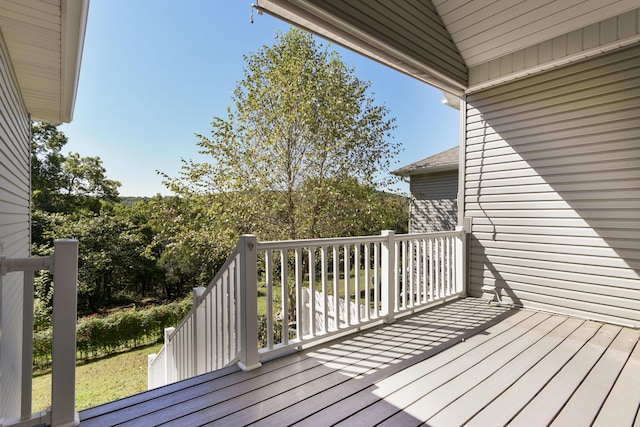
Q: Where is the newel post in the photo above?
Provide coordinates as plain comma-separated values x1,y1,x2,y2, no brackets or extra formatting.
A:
238,235,261,371
455,226,468,295
50,239,79,427
164,327,176,384
381,230,396,323
193,287,207,376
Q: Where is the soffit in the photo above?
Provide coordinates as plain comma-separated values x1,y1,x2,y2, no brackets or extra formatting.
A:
435,0,640,67
257,0,640,92
0,0,88,123
256,0,468,96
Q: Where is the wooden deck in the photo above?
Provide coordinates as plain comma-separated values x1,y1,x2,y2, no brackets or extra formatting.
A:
79,298,640,426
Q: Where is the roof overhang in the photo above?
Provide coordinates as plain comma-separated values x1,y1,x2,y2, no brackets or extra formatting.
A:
393,163,458,177
255,1,640,95
0,0,89,123
254,0,467,96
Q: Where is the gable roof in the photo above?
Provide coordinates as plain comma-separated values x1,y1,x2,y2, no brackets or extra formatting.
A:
0,0,89,123
393,145,459,176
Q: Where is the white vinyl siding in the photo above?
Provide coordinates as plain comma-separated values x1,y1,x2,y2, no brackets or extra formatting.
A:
464,43,640,327
0,27,31,418
409,170,458,233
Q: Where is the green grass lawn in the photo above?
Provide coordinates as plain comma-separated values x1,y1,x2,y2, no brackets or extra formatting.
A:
31,271,376,413
32,342,163,412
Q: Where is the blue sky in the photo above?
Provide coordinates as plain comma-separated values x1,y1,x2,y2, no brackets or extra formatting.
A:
60,0,460,197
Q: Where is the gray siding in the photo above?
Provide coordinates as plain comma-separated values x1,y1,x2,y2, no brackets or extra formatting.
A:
0,27,31,418
465,43,640,327
409,170,458,233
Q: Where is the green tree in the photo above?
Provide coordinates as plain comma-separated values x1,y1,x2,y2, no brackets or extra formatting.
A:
31,122,121,218
36,204,159,312
30,123,153,314
134,195,239,298
164,28,401,241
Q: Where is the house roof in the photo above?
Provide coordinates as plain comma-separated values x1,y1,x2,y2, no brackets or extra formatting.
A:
392,145,459,177
255,1,640,97
0,0,89,123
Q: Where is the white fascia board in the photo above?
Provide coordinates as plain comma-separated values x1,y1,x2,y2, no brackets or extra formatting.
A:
60,0,90,123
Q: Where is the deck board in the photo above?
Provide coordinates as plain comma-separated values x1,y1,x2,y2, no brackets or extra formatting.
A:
508,323,622,427
371,314,565,425
428,317,586,426
78,298,640,427
464,318,600,426
161,299,507,426
339,311,547,424
552,327,640,426
592,334,640,427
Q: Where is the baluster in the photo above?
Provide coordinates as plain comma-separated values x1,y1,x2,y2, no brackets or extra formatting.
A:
308,246,316,337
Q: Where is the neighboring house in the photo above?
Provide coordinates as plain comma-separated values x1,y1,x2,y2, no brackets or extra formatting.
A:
259,0,640,327
393,146,459,233
0,0,88,421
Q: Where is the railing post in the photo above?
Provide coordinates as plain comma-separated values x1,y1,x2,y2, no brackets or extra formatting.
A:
164,327,175,384
50,239,79,427
238,235,261,371
381,230,396,323
147,354,156,390
21,270,35,421
193,287,207,375
455,227,467,295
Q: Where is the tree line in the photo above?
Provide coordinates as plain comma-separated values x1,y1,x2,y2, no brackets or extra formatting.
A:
32,28,408,319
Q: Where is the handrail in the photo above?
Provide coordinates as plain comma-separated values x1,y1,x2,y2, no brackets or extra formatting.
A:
0,239,79,427
196,247,240,304
148,245,243,388
148,229,467,388
257,234,386,250
163,247,240,342
255,229,466,359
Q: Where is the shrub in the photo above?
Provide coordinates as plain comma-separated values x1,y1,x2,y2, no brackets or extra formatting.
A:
34,298,192,367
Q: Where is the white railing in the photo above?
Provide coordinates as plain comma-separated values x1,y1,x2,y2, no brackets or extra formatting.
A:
393,231,464,316
256,230,466,358
148,230,466,388
0,239,79,427
148,245,245,387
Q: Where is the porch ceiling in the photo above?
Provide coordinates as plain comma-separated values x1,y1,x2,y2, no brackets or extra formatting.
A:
257,0,640,94
435,0,639,67
0,0,89,123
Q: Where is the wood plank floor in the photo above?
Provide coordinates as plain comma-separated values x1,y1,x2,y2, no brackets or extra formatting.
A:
79,298,640,426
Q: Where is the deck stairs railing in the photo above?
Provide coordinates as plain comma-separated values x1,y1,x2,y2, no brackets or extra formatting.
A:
148,229,467,389
0,239,79,427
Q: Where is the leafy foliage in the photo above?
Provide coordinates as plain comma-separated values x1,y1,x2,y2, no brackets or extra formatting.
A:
33,299,191,367
29,29,409,339
164,28,402,241
31,122,120,219
34,204,160,312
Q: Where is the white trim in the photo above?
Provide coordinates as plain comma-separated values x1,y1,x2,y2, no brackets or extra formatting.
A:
60,0,90,122
457,96,466,229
